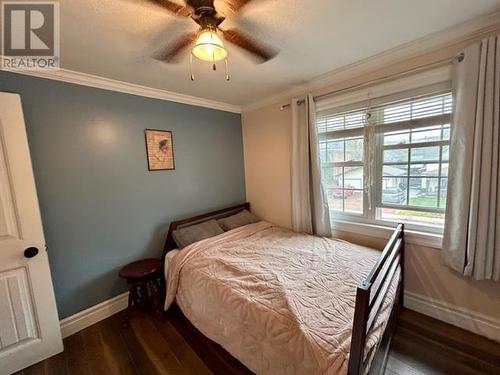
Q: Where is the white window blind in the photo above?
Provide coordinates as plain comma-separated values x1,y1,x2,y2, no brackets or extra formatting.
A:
317,109,366,133
369,92,452,125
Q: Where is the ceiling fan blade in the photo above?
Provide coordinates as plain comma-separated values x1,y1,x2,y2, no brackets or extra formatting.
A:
153,32,197,62
145,0,192,16
224,0,253,13
220,28,276,62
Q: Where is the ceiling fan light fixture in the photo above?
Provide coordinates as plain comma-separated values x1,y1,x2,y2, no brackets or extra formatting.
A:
191,28,228,62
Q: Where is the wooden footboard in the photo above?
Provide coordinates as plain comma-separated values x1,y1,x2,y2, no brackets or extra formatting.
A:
348,224,405,375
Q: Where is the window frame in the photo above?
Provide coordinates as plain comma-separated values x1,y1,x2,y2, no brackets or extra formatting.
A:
318,89,452,235
376,138,449,213
320,131,366,217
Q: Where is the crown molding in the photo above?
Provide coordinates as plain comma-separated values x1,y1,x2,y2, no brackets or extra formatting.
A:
10,68,241,114
242,11,500,112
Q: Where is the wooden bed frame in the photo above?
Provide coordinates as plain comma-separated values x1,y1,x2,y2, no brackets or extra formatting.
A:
161,203,405,375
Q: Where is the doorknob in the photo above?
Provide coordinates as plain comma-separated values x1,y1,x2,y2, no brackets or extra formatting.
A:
24,247,39,258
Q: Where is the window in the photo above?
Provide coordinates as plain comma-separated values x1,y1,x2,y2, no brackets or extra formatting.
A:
319,111,365,215
318,91,452,232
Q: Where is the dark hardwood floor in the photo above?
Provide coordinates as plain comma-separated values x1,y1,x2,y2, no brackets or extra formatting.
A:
16,308,500,375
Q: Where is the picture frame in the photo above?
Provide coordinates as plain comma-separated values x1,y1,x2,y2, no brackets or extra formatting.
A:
144,129,175,171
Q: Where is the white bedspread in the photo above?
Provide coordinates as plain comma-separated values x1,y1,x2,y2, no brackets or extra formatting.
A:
165,221,399,375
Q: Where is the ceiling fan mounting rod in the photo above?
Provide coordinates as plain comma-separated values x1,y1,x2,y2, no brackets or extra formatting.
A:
197,15,220,29
194,6,216,16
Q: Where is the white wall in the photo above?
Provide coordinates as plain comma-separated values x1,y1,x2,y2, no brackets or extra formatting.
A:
242,105,292,229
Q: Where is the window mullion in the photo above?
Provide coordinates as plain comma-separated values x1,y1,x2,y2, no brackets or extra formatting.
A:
383,140,448,150
363,130,369,219
368,131,381,220
437,143,443,208
406,148,411,206
342,166,345,212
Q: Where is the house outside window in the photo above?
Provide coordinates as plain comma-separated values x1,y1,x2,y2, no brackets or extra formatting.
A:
317,86,452,234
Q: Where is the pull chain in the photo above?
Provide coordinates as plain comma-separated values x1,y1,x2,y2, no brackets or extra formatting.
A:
190,54,195,81
190,51,230,81
212,32,217,71
225,59,230,81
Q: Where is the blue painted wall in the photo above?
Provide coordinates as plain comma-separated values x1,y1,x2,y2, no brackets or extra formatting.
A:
0,71,245,318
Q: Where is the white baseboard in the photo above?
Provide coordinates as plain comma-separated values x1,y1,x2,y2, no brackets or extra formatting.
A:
404,291,500,343
59,292,129,338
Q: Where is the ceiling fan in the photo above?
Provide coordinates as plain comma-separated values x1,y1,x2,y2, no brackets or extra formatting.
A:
143,0,277,69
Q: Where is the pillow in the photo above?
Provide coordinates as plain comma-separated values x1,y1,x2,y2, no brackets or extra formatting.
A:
217,210,259,231
172,220,224,248
164,249,179,277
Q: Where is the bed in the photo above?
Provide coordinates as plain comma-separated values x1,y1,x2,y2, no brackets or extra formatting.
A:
161,203,404,375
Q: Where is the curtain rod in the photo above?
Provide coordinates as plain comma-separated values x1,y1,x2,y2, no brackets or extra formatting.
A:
280,53,464,110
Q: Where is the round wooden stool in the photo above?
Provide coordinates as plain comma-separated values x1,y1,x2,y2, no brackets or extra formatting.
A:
119,258,163,322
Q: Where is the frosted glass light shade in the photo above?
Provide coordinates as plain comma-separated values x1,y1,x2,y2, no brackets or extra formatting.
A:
192,29,228,62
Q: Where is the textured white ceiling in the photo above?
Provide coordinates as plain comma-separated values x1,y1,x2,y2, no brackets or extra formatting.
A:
61,0,500,106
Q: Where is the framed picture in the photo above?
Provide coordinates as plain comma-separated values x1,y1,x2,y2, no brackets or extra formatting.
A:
145,129,175,171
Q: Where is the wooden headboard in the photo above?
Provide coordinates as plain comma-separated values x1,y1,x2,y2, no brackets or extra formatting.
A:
161,202,251,264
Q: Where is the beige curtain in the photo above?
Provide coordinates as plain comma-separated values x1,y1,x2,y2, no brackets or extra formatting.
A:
291,94,331,236
442,34,500,281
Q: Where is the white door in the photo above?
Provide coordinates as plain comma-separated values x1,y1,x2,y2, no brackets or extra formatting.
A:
0,93,62,374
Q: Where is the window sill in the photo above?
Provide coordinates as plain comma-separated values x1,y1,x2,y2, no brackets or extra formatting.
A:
332,220,443,249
